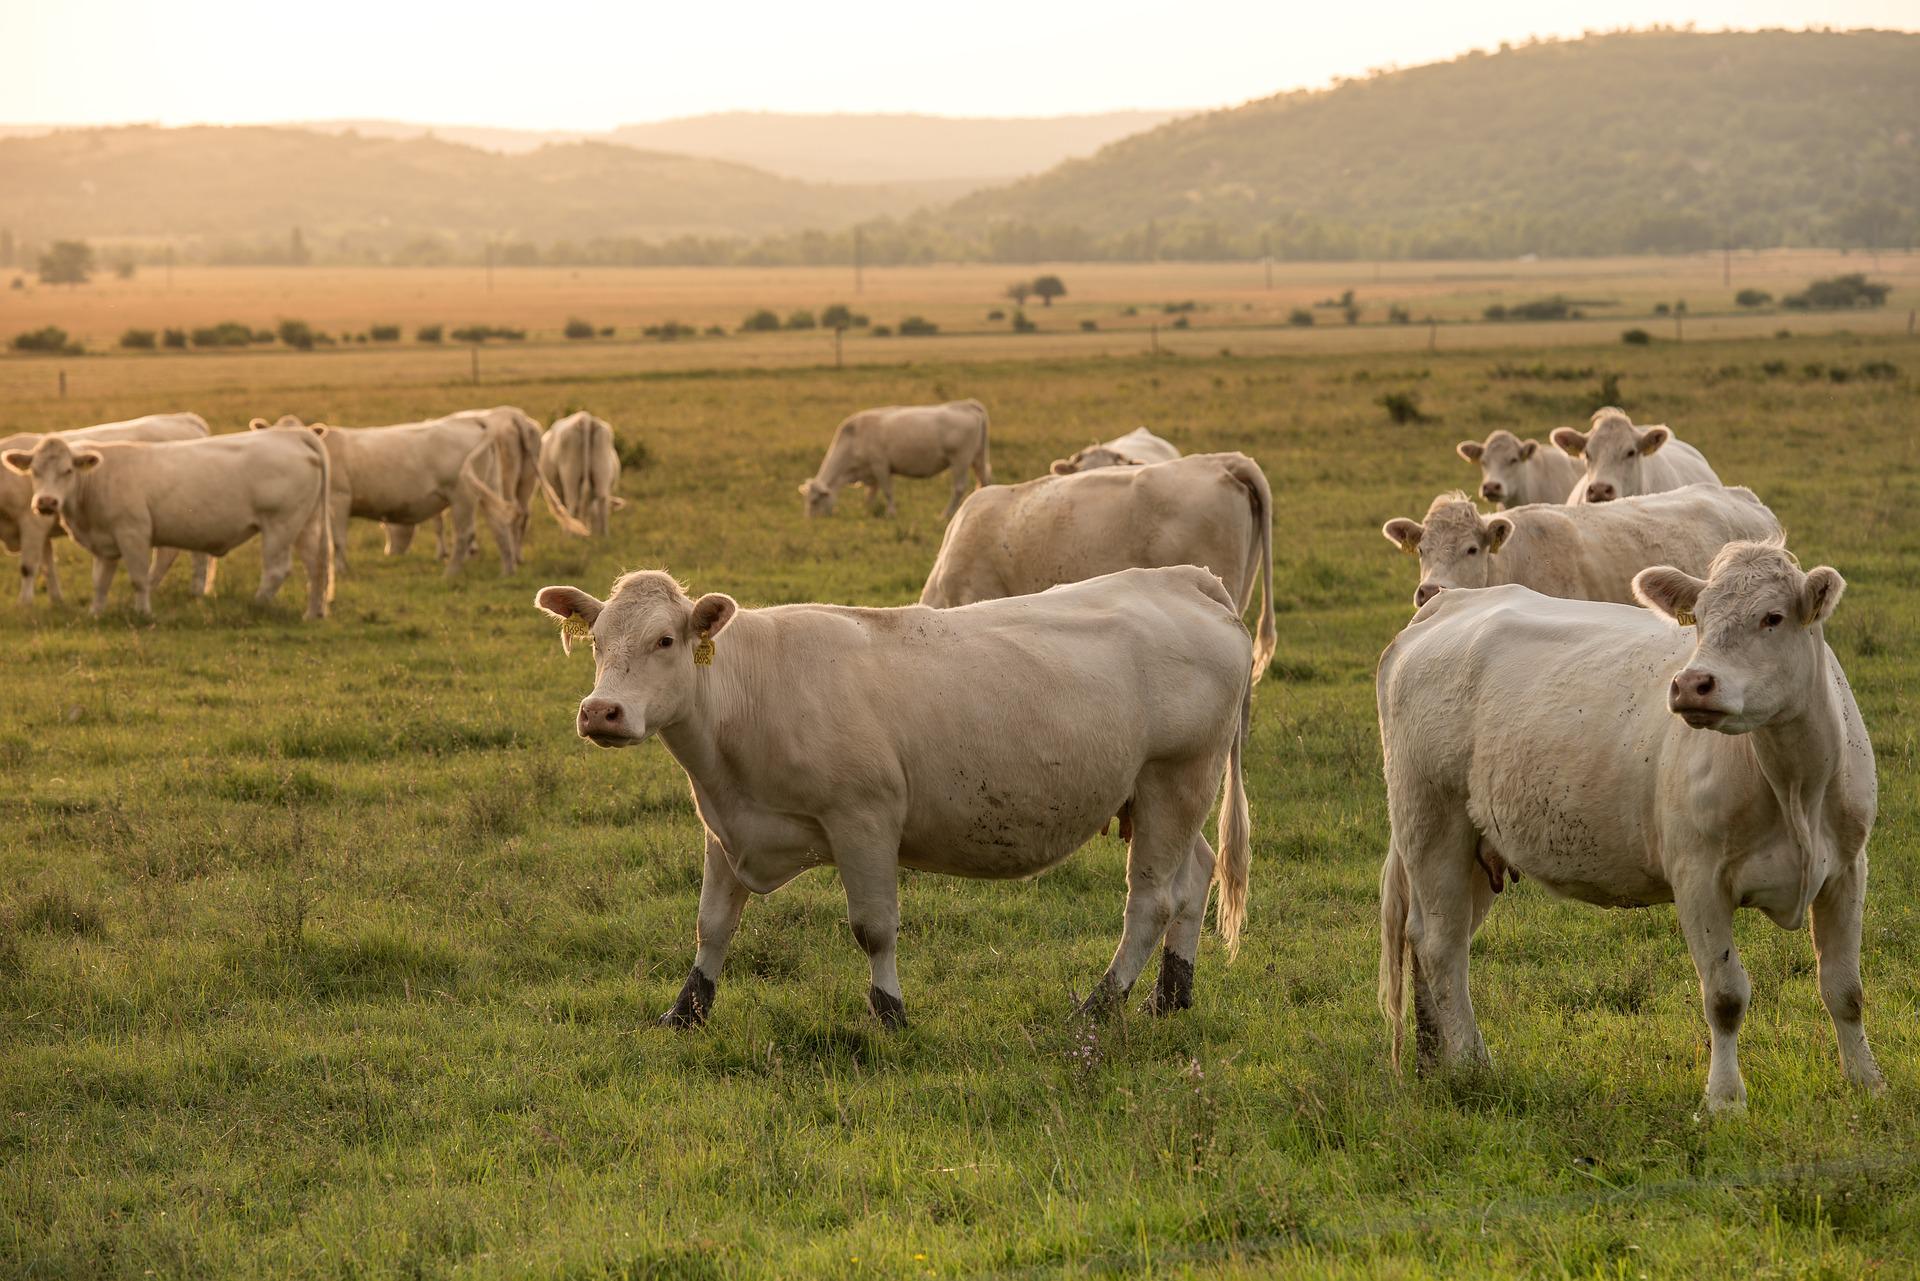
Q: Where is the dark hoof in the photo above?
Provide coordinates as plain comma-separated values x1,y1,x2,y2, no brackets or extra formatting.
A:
1145,951,1194,1016
658,968,715,1029
868,986,907,1030
1076,974,1129,1020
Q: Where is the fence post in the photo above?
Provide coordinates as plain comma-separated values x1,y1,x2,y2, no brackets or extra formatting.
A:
1150,323,1159,356
835,326,843,369
470,346,479,384
58,369,67,398
1428,320,1437,352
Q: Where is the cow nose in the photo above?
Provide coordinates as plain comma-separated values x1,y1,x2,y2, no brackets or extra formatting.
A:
1670,670,1716,703
577,698,623,736
33,497,57,515
1414,582,1442,608
1586,483,1615,503
1480,482,1502,501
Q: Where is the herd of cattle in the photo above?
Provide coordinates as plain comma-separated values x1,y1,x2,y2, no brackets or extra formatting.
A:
2,397,1884,1113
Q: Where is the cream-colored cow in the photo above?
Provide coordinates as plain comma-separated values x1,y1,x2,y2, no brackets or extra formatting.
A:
1455,429,1582,507
1553,408,1720,504
1049,427,1180,475
800,400,991,519
3,429,332,619
1377,543,1883,1111
538,412,622,536
535,565,1252,1028
1381,484,1781,608
2,413,211,606
921,453,1277,681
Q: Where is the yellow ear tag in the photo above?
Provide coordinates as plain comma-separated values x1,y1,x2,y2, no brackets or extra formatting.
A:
559,615,593,653
1675,609,1695,627
693,630,715,666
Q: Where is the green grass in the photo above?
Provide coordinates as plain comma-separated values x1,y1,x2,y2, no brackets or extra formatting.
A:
2,333,1917,1277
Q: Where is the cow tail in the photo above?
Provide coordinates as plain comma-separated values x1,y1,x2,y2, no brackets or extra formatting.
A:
1214,662,1252,960
535,431,592,538
311,432,336,604
1379,840,1411,1072
1220,454,1276,682
973,401,992,486
460,436,520,528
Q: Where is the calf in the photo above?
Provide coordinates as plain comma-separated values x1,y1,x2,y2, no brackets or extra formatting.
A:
1552,407,1719,503
1050,427,1180,475
1455,430,1581,507
800,400,990,519
535,565,1252,1028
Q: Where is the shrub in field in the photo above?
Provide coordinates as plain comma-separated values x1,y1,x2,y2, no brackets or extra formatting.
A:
1080,319,1099,331
1621,328,1652,345
192,321,254,348
370,325,401,342
614,435,653,471
416,324,444,343
1010,310,1036,333
1172,315,1190,329
986,309,1005,321
898,315,939,336
252,329,275,344
1032,274,1066,306
277,319,316,350
704,324,726,336
1162,301,1196,314
1287,309,1314,327
1736,288,1772,307
1859,360,1899,380
1761,359,1789,376
598,326,614,337
1378,391,1429,423
821,304,861,330
119,328,157,350
785,310,817,330
1488,297,1573,321
1005,280,1033,306
870,324,893,337
162,328,188,349
1387,304,1411,323
643,321,697,341
37,240,93,286
1783,273,1891,310
740,309,781,333
450,325,525,343
564,317,595,340
1593,371,1624,405
11,325,79,354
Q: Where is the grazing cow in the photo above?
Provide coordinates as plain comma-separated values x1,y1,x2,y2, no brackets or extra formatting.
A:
534,565,1252,1028
251,414,521,576
2,413,212,606
920,453,1277,681
538,412,623,536
1381,484,1781,608
799,399,990,519
3,430,332,619
1552,407,1719,503
1376,542,1883,1111
1050,426,1180,475
1455,430,1582,507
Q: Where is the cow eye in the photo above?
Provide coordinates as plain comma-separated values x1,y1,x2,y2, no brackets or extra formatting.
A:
1466,546,1478,556
1763,612,1784,628
657,635,673,649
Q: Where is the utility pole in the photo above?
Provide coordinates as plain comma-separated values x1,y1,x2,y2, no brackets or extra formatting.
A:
485,241,495,294
1722,240,1731,288
165,244,175,291
853,228,864,295
1261,231,1272,291
471,346,479,384
834,326,843,369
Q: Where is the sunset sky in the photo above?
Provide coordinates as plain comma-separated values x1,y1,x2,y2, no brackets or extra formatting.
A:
5,0,1914,127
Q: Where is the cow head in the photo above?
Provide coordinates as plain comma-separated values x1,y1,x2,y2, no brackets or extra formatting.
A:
1552,408,1671,504
1382,492,1513,607
249,415,329,435
2,436,101,519
1457,430,1542,506
798,478,835,517
535,571,737,747
1050,444,1141,475
1634,541,1843,735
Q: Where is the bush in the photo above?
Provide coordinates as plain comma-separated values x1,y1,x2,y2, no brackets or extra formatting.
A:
1387,305,1412,325
416,324,444,343
191,321,254,348
564,317,596,340
450,324,525,343
1287,309,1314,327
370,325,401,342
785,310,817,331
113,260,136,280
599,327,615,337
740,309,781,333
1010,311,1036,333
1377,391,1429,424
870,324,893,337
119,328,157,350
1171,316,1190,329
277,319,316,351
1032,274,1066,306
704,325,727,337
252,329,276,344
11,325,79,354
162,328,188,349
1621,328,1653,345
1488,297,1572,322
1652,302,1670,316
1782,273,1891,310
1162,301,1196,314
1735,289,1772,308
986,309,1005,321
1080,319,1099,332
899,315,939,337
643,321,697,341
821,303,854,329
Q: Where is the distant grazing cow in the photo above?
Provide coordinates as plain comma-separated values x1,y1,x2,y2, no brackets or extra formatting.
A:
1377,542,1884,1111
800,400,990,519
1381,484,1781,608
539,412,623,536
252,413,521,576
3,429,332,619
1050,427,1180,475
535,565,1252,1027
921,453,1276,681
2,413,212,606
1455,430,1581,507
1552,407,1719,503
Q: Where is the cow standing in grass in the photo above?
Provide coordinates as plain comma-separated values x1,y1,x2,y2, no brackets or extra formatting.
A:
1455,430,1582,506
535,566,1252,1027
538,412,623,537
1377,542,1883,1111
799,400,991,519
1553,408,1720,504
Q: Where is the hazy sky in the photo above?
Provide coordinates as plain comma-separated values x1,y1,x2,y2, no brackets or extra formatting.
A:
5,0,1914,127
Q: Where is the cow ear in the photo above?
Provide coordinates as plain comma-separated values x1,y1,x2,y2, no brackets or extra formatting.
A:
1382,518,1423,553
1632,566,1706,623
535,585,603,654
71,449,103,470
1049,459,1076,475
1638,426,1671,456
1550,427,1588,457
1485,515,1514,554
1799,566,1845,626
689,592,738,638
1,450,31,475
308,423,329,437
248,418,271,431
1455,440,1484,463
1518,439,1538,460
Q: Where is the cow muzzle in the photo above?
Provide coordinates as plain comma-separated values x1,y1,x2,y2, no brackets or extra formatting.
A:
577,697,640,746
1669,669,1731,730
1585,482,1617,503
1480,482,1503,503
32,496,58,517
1413,582,1443,608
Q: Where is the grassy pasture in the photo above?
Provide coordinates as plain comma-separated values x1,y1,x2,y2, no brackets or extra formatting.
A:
0,318,1917,1277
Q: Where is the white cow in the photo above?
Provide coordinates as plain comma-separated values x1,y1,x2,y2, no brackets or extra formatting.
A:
2,413,212,606
921,453,1277,681
3,429,332,619
1553,408,1720,504
800,400,991,519
251,414,521,576
538,412,622,536
1455,429,1582,507
1381,484,1781,608
378,405,561,559
1377,542,1883,1111
1050,427,1181,475
534,565,1252,1028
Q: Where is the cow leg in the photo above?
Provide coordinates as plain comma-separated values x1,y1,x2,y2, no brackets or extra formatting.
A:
329,494,354,576
119,532,157,617
444,495,476,577
871,471,896,517
255,526,295,607
21,519,56,606
382,521,415,556
1810,859,1884,1092
89,555,120,617
149,547,181,591
432,512,450,561
1146,831,1215,1015
295,507,329,621
15,556,33,607
832,833,906,1029
1400,803,1490,1071
660,833,751,1028
1085,766,1211,1017
1674,870,1750,1113
191,554,217,599
942,466,967,520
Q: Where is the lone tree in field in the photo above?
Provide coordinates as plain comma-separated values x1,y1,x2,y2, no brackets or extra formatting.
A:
1004,280,1033,307
1032,275,1067,307
821,303,854,331
38,240,94,286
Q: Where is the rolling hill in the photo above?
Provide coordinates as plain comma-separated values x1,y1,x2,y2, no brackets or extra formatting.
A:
947,28,1920,260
